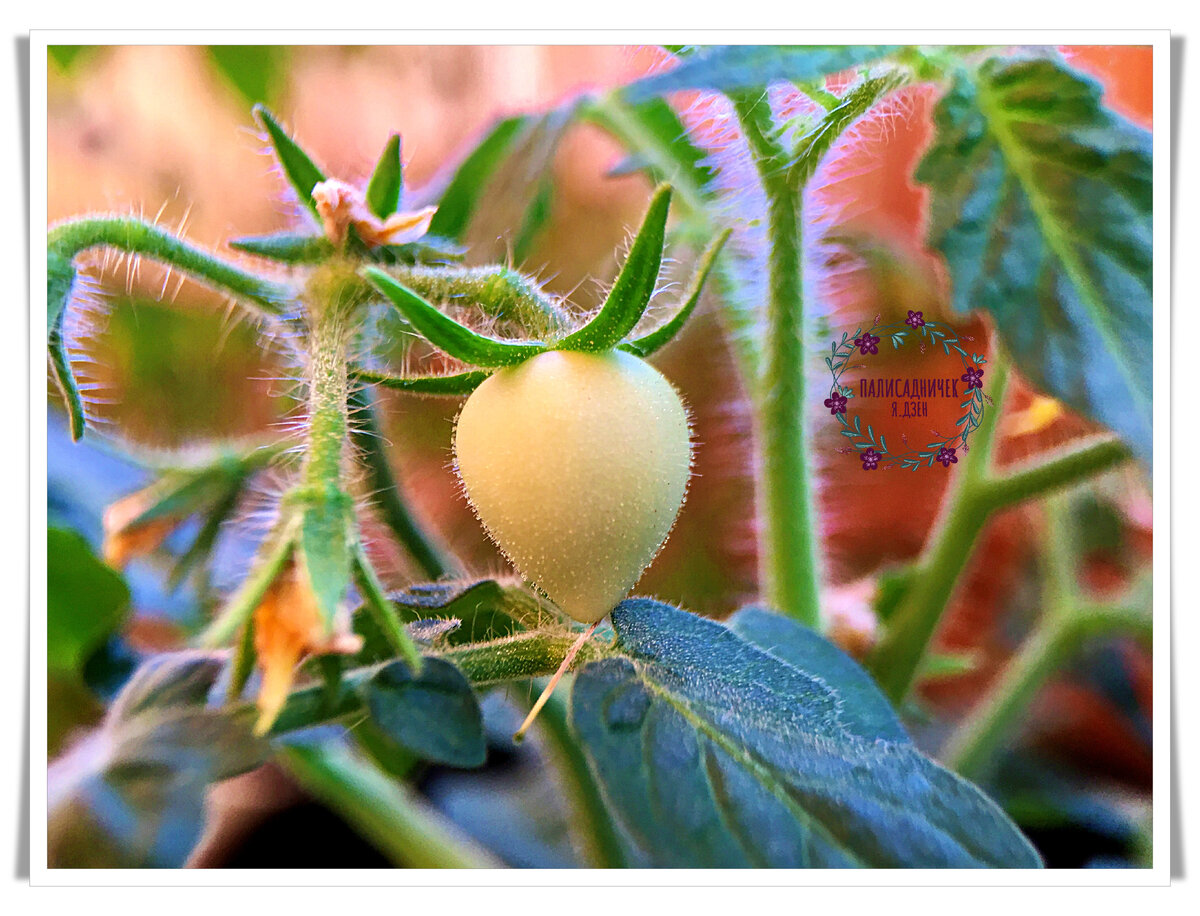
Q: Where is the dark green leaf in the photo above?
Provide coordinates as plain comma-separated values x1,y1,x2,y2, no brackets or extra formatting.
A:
353,579,542,662
253,105,327,222
557,184,672,352
624,45,899,100
571,599,1041,868
916,57,1152,464
365,268,548,367
427,115,529,242
364,658,487,767
229,231,333,264
727,606,906,743
208,46,284,105
621,227,730,357
367,133,403,220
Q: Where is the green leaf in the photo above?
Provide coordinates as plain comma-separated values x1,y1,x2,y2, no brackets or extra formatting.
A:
624,45,900,100
916,57,1152,464
364,658,487,767
621,227,730,357
298,492,354,632
366,133,403,220
727,606,906,743
354,366,490,397
427,115,529,242
229,231,333,264
48,528,130,677
208,46,284,105
253,104,327,223
557,184,672,352
365,268,548,367
571,599,1041,867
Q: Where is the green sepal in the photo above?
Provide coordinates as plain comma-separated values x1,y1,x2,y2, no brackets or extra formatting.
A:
366,133,403,220
621,227,730,357
353,366,490,397
364,268,548,368
253,104,327,222
48,310,85,441
229,231,333,264
297,487,355,635
556,183,672,352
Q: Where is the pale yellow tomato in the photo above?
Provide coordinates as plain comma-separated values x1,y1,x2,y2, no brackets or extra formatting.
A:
453,349,692,623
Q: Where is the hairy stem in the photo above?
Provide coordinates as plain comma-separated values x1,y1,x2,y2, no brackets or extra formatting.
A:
943,601,1151,780
389,263,569,338
733,91,822,628
48,216,290,317
278,741,500,867
869,357,1135,703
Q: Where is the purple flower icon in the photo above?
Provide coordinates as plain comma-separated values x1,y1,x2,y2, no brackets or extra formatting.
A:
824,391,848,415
905,310,925,328
854,333,880,355
961,366,984,390
861,448,881,470
936,446,958,468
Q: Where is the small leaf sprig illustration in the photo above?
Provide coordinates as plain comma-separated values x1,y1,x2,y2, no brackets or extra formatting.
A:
825,313,989,471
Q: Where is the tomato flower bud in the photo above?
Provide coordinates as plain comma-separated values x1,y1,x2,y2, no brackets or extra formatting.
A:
252,558,361,735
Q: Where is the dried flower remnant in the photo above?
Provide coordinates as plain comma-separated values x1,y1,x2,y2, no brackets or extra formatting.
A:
252,558,362,735
102,492,180,569
311,178,437,248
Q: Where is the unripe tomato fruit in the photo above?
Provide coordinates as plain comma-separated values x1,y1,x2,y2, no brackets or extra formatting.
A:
453,349,692,623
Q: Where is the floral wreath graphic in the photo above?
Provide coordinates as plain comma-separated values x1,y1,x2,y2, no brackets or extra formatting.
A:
824,311,991,471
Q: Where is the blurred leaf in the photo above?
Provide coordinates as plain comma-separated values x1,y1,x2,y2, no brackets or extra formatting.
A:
512,177,553,265
367,134,404,219
48,527,130,677
48,45,92,72
916,57,1152,464
364,658,487,767
571,599,1041,867
48,652,266,867
427,116,529,242
624,45,899,99
603,96,718,194
254,105,327,223
208,46,284,105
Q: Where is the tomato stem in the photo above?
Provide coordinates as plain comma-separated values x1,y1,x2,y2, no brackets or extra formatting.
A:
733,91,823,629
